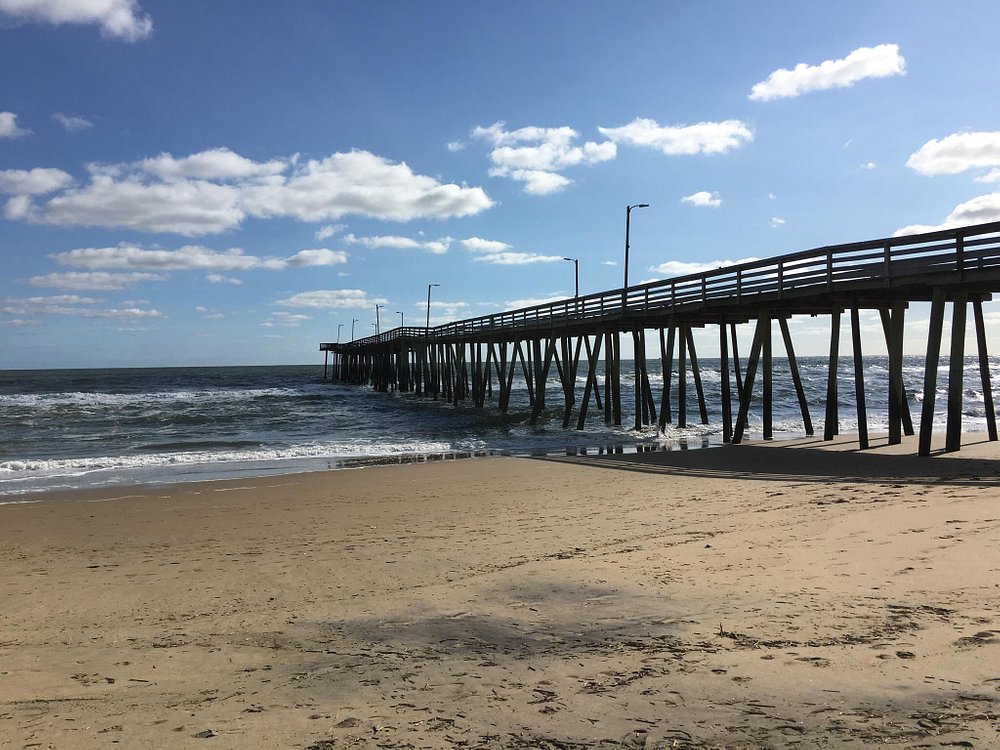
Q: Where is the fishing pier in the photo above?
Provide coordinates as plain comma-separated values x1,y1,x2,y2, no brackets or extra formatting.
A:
321,221,1000,456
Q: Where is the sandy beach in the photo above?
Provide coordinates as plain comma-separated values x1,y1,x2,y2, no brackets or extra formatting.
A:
2,434,999,749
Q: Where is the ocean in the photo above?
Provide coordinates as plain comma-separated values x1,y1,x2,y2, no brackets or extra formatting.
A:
1,356,997,496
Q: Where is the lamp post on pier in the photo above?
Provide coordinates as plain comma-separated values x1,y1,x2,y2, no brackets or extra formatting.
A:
623,203,649,309
337,323,343,343
562,257,579,298
375,303,382,334
396,311,404,328
351,318,358,340
426,283,440,329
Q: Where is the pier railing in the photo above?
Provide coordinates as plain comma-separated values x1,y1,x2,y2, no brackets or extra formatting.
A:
322,220,1000,351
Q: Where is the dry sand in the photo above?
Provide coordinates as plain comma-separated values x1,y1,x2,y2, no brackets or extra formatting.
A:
1,434,999,749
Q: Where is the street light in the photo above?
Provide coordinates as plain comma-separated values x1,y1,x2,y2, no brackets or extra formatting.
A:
426,283,440,329
375,303,383,334
337,323,343,343
396,311,404,328
351,317,358,340
562,257,579,298
623,203,649,304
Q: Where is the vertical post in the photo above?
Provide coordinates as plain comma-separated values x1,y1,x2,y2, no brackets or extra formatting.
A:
633,330,643,430
762,314,773,440
824,310,841,441
945,293,968,452
323,349,329,381
578,333,604,430
657,326,675,430
720,321,732,443
640,329,657,425
731,322,744,403
919,289,947,456
604,330,613,425
677,324,688,428
733,317,766,444
884,304,905,445
612,332,623,426
973,297,998,441
685,327,709,425
851,305,869,450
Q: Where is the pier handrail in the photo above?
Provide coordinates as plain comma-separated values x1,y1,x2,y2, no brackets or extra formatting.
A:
323,220,1000,350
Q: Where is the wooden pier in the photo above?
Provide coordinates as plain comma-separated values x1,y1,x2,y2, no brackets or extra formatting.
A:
321,221,1000,455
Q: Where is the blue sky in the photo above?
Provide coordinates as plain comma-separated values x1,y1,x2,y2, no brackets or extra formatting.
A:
3,1,1000,368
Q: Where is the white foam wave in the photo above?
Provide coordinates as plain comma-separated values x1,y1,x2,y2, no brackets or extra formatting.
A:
0,386,330,410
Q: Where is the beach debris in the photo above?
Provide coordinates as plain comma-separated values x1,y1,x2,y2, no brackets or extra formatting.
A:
193,729,216,738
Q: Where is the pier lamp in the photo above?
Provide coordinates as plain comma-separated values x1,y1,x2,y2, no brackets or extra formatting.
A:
623,203,649,307
375,303,383,334
351,318,358,340
562,257,579,298
396,311,404,328
337,323,343,343
426,283,440,329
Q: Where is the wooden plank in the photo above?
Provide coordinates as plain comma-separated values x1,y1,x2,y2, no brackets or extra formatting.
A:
779,317,814,436
945,294,968,452
851,306,869,450
973,297,999,441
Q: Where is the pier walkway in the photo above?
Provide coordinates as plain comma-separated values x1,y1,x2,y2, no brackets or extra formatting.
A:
321,221,1000,456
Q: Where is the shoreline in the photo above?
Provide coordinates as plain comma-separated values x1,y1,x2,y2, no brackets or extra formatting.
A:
2,433,998,748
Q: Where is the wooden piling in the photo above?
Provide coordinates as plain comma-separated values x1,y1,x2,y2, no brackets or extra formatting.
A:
945,294,968,452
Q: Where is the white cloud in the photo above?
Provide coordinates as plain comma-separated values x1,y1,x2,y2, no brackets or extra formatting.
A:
285,248,348,267
505,295,568,309
314,223,345,241
195,306,224,320
0,111,31,139
461,237,512,253
27,271,166,290
472,121,616,195
138,147,287,181
205,273,242,285
472,251,564,265
770,216,786,228
0,167,74,194
601,260,618,266
344,233,451,254
0,0,153,41
648,257,760,278
2,294,160,318
446,141,465,152
598,118,753,156
16,147,492,235
894,192,1000,236
978,169,1000,184
52,243,348,271
3,318,42,326
681,190,721,208
748,43,905,101
860,162,877,170
906,132,1000,177
274,289,389,309
242,150,492,223
267,311,311,327
52,113,93,132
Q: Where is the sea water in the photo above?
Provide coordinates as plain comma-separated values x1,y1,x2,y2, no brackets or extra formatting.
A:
1,357,997,495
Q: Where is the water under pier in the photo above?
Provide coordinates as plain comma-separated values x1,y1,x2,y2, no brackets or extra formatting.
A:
321,221,1000,456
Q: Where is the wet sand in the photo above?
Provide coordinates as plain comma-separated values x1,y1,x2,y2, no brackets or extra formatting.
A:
1,434,999,748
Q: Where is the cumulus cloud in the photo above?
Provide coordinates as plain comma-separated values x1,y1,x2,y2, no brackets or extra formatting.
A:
52,113,93,132
681,191,722,208
2,294,161,320
648,257,760,279
461,237,512,253
505,295,569,309
314,223,345,241
894,193,1000,236
471,121,616,195
770,217,786,228
51,242,348,272
906,132,1000,178
0,111,31,138
27,271,166,290
14,147,492,235
0,0,153,41
0,167,74,195
266,311,311,327
446,141,465,152
598,118,753,156
205,273,242,285
274,289,389,309
749,43,905,101
343,233,451,254
472,251,564,265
